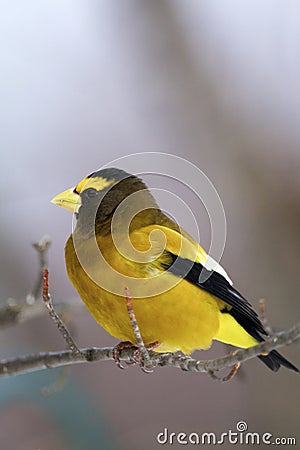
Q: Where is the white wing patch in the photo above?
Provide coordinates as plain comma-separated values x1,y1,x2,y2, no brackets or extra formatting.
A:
203,255,233,286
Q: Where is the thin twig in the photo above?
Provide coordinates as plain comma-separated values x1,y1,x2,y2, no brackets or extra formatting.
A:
0,322,299,378
259,298,273,336
42,269,82,358
125,287,152,370
208,362,240,382
31,235,51,300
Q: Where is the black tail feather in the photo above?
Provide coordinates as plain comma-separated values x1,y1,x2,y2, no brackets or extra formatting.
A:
258,350,299,372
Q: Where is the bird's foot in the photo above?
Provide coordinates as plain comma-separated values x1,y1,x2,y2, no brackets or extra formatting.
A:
112,341,134,369
112,340,160,372
129,341,160,373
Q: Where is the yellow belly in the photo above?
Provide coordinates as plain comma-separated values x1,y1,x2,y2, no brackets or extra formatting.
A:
81,280,221,354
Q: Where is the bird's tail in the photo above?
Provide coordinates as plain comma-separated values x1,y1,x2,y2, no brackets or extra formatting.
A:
258,349,299,372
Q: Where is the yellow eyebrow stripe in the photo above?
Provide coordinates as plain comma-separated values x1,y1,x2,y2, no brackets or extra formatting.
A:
75,176,115,193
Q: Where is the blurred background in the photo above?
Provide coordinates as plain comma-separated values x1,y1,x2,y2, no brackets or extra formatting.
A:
1,1,299,449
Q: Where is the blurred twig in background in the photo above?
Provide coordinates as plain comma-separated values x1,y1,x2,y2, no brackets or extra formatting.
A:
0,238,84,330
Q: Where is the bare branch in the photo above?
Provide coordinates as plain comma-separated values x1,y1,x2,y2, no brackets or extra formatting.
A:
0,322,299,379
1,238,299,380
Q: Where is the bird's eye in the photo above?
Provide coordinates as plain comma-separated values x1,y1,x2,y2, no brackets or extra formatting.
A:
83,188,98,199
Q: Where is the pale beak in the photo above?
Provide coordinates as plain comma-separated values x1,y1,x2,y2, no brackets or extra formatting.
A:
51,188,81,213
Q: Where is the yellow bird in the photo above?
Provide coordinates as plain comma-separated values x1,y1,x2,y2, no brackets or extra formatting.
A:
51,168,298,372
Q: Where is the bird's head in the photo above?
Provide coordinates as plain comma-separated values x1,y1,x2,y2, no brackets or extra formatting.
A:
51,168,159,236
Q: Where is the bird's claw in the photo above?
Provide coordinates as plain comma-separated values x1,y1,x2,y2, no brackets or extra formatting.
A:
112,341,133,370
112,341,159,372
128,348,154,373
